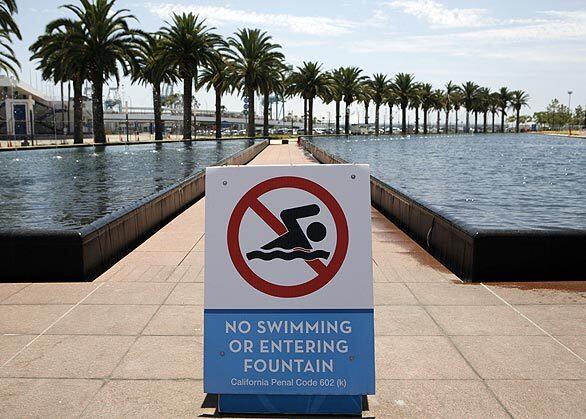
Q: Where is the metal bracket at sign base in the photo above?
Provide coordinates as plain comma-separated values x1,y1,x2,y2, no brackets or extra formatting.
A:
218,394,363,415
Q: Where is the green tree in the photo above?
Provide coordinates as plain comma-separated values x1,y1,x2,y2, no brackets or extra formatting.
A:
419,83,434,134
0,0,20,77
133,34,178,141
433,89,444,134
489,92,499,133
385,91,397,134
197,50,235,139
443,81,461,133
160,12,221,139
359,77,372,126
327,68,345,135
452,91,463,133
288,61,329,136
30,20,87,143
227,28,283,138
409,84,422,134
58,0,141,143
510,90,530,133
369,73,389,135
496,87,511,133
337,67,367,134
461,81,479,133
391,73,418,135
259,60,286,137
476,87,491,133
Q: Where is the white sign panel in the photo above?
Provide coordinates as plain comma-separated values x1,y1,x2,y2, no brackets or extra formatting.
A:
204,164,373,309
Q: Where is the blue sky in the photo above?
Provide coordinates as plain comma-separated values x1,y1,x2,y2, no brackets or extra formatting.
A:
12,0,586,120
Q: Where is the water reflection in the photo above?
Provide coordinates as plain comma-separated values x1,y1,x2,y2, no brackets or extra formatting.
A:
310,134,586,231
0,140,256,230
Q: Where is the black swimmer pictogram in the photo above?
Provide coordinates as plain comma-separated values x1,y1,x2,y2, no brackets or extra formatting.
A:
246,204,330,261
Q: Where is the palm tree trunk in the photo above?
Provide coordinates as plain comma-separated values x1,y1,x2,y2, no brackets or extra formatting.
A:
500,108,505,133
374,103,380,135
344,101,351,134
483,111,487,133
263,92,269,137
335,100,340,135
491,112,495,133
67,81,71,138
455,110,459,133
423,108,428,134
436,110,440,134
389,105,393,134
303,98,307,135
153,83,164,141
60,82,64,135
414,108,419,134
247,87,255,138
445,110,449,133
401,105,407,134
182,75,192,140
474,111,478,133
214,87,222,140
73,77,83,145
308,97,314,135
364,102,369,125
516,108,520,133
465,111,470,132
91,77,106,143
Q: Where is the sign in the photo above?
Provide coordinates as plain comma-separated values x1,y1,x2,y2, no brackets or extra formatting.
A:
204,164,374,412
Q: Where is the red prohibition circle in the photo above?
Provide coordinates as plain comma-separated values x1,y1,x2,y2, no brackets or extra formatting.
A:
227,176,349,298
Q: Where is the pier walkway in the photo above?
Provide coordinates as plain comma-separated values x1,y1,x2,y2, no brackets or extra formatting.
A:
1,143,585,417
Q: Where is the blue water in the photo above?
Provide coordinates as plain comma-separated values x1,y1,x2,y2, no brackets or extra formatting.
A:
308,134,585,231
0,140,257,230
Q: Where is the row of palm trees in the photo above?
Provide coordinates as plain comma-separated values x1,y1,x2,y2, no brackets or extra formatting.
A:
10,0,531,144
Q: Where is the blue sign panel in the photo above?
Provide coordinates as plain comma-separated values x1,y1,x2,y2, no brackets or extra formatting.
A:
204,309,375,395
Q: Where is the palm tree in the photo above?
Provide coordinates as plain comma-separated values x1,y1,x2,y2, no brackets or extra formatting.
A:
452,91,463,133
58,0,141,143
461,81,479,133
30,20,87,144
227,28,283,138
259,61,286,137
489,92,499,133
337,67,367,134
385,92,397,135
510,90,530,133
496,87,511,133
409,84,422,134
419,83,434,134
133,34,178,141
433,89,444,134
359,78,372,126
0,0,20,77
473,87,491,133
391,73,418,135
444,81,460,133
369,73,388,135
160,12,221,140
288,61,329,136
327,68,344,135
197,50,234,139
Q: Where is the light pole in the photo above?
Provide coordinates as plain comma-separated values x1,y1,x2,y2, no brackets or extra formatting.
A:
567,91,573,135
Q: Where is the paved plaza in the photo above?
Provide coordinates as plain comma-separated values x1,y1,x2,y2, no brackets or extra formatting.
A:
1,143,585,417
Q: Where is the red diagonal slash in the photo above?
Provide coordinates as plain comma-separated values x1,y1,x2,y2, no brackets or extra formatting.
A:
250,198,327,275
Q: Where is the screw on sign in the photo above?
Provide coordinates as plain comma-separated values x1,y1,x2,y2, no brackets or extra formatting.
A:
227,176,349,298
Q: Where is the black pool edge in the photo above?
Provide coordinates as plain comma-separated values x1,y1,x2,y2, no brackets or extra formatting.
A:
299,137,586,282
0,139,269,282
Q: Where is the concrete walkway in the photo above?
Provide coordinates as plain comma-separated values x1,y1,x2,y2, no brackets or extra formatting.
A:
1,143,585,418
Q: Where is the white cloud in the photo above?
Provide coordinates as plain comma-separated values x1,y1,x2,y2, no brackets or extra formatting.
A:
146,3,356,37
353,8,586,62
384,0,494,28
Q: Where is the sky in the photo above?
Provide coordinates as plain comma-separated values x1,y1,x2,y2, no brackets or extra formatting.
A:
12,0,586,121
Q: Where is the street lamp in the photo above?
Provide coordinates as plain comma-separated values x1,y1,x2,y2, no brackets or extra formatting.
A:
567,91,573,135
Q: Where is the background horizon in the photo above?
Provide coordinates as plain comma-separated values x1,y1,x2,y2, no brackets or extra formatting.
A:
11,0,586,121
